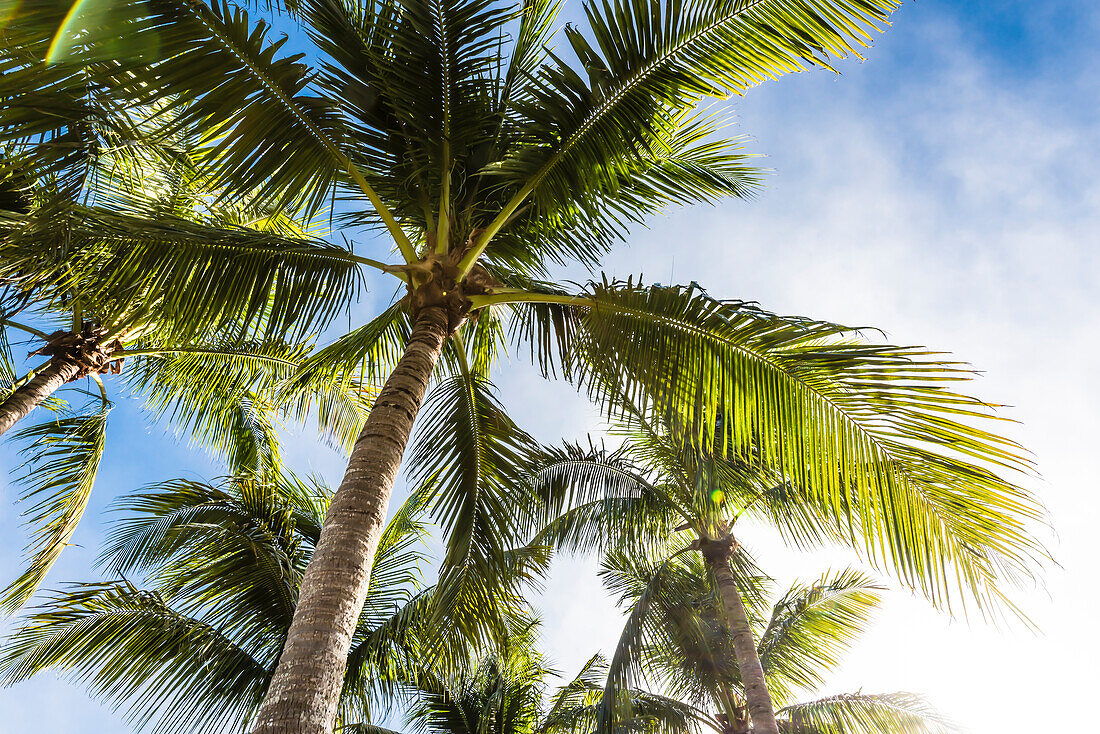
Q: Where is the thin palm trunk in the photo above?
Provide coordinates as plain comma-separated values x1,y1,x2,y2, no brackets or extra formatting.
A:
702,539,779,734
251,306,452,734
0,358,80,438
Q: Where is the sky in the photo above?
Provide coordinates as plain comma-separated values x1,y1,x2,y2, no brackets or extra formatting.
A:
2,0,1099,731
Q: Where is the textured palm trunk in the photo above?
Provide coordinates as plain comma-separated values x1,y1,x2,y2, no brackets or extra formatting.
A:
251,306,451,734
0,358,80,438
702,539,780,734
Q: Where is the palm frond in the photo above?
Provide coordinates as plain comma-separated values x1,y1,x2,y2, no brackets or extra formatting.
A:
120,0,354,217
0,580,269,734
484,0,896,252
408,372,538,576
407,370,546,655
286,300,409,395
777,692,956,734
519,279,1047,617
756,569,883,702
1,399,110,612
0,204,361,341
526,441,682,555
599,544,769,712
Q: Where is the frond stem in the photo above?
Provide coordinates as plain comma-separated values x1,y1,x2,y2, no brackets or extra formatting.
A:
0,319,51,341
184,0,418,263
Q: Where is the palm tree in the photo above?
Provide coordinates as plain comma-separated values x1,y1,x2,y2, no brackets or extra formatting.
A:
0,406,555,734
0,86,377,608
4,3,1050,732
526,392,1045,733
0,454,449,734
403,622,700,734
0,104,363,441
598,548,955,733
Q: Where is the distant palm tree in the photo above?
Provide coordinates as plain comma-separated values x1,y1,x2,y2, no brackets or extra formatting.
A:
0,115,360,441
526,394,1044,731
598,548,955,733
402,622,699,734
2,4,1047,733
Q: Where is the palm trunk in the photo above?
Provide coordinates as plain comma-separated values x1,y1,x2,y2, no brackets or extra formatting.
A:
0,359,81,438
251,306,451,734
702,539,780,734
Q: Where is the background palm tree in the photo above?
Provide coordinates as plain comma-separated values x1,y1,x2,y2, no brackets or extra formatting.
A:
525,390,1045,732
3,3,1051,732
0,409,556,734
598,547,955,733
402,622,699,734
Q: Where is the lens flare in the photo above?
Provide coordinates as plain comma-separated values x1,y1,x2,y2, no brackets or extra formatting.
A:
46,0,109,63
710,489,724,505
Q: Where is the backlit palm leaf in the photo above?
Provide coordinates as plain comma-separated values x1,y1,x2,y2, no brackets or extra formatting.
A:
776,692,955,734
0,399,109,611
519,279,1047,616
756,570,883,701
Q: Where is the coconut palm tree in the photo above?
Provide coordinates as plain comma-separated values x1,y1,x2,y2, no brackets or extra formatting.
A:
0,87,379,609
0,402,556,734
402,621,700,734
2,3,1051,732
0,451,513,734
0,111,363,441
525,390,1045,732
598,547,955,733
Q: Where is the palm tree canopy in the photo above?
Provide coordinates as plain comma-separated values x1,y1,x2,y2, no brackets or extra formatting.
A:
523,358,1048,620
4,1,1043,624
0,462,437,734
598,546,956,734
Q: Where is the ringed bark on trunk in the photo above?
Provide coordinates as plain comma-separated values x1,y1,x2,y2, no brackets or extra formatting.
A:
0,358,82,438
701,535,780,734
251,305,453,734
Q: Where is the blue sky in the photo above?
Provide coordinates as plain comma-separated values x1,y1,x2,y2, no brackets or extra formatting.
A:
2,0,1099,731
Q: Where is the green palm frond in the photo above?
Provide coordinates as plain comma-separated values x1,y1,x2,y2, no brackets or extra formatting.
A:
0,1,123,195
519,279,1047,617
0,205,361,341
486,107,762,274
598,545,768,713
362,488,432,627
0,460,434,734
597,548,709,729
0,580,270,734
125,339,371,456
406,620,550,734
286,301,410,397
123,341,299,449
0,328,17,400
340,724,407,734
222,396,284,476
1,399,110,612
406,367,549,652
525,442,682,555
776,692,956,734
541,654,609,733
756,570,883,702
482,0,896,253
97,476,312,644
408,373,538,572
119,0,355,217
